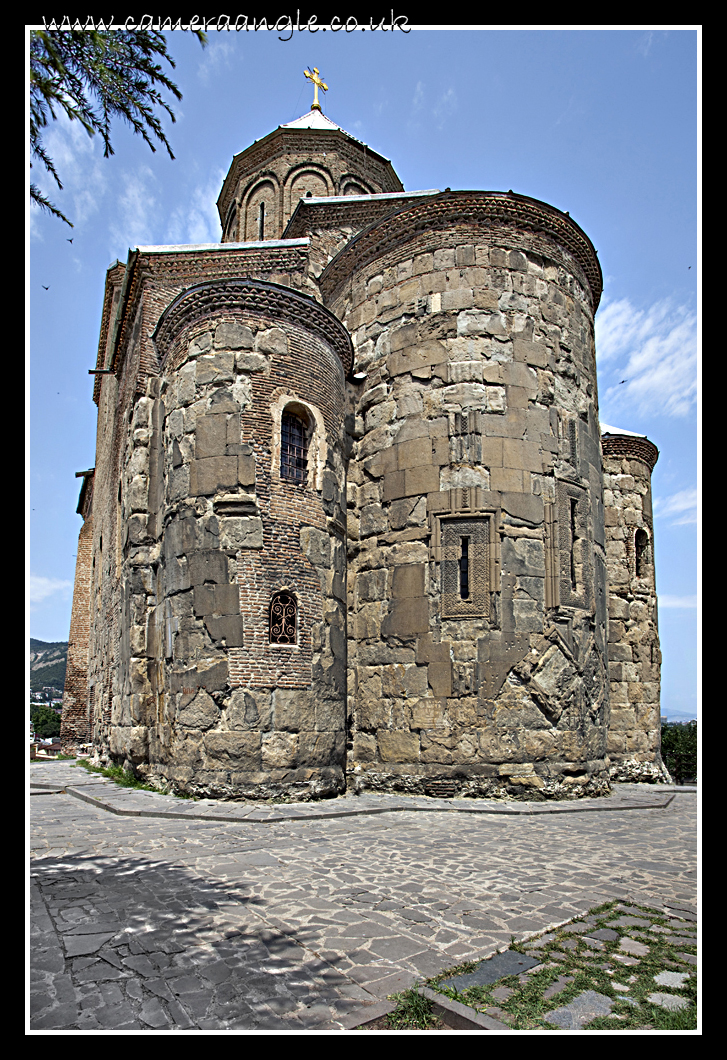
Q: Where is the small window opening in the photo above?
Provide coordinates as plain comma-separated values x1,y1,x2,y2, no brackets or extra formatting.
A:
280,411,308,483
570,498,578,590
270,590,297,644
459,536,470,599
635,529,649,577
258,201,265,241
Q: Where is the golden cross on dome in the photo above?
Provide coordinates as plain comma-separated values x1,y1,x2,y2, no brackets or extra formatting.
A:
304,67,328,112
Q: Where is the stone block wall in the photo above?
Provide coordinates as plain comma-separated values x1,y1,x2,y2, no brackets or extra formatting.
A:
601,434,666,781
327,193,610,799
93,274,351,800
66,116,669,800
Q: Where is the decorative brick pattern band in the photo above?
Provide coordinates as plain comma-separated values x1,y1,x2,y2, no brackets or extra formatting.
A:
601,434,659,471
153,278,353,375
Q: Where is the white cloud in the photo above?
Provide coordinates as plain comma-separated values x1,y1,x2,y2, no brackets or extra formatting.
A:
166,170,224,245
659,595,698,609
637,31,655,58
31,110,108,230
596,295,697,418
433,87,457,129
196,37,238,84
654,487,698,525
109,166,160,254
29,575,72,605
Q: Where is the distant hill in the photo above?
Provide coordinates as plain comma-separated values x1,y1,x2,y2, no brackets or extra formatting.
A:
662,710,698,724
30,639,68,693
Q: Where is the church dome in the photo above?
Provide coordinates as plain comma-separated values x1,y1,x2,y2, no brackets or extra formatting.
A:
217,92,404,243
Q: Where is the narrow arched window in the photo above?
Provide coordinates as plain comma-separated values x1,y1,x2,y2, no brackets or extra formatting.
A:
225,203,237,241
635,528,649,577
258,200,265,241
280,411,308,483
270,590,297,644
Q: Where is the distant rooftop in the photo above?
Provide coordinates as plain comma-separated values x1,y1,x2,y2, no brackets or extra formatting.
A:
280,108,351,134
600,423,647,438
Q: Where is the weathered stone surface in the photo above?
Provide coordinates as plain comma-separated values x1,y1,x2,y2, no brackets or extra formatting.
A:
177,690,220,730
223,689,272,731
377,730,419,762
190,457,239,496
204,615,245,647
274,690,315,732
218,517,263,550
204,731,261,768
214,321,253,349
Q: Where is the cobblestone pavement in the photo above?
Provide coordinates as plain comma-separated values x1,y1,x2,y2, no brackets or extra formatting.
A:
29,762,697,1031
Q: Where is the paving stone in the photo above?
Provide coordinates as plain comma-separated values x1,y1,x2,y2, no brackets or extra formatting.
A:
490,985,514,1001
654,970,690,988
440,949,540,990
29,770,697,1031
619,936,650,956
542,974,574,1000
609,916,653,927
647,992,691,1012
545,989,614,1028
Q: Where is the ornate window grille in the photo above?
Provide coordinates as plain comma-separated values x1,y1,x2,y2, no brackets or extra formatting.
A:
280,411,308,483
269,590,297,644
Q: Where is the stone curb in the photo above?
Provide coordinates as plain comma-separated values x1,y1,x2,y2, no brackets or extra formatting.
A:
337,989,511,1030
338,999,400,1029
418,986,511,1030
27,778,694,823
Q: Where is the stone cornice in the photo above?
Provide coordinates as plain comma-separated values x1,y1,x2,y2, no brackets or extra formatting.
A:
283,191,438,240
320,190,603,310
92,262,126,405
153,278,353,375
601,434,659,472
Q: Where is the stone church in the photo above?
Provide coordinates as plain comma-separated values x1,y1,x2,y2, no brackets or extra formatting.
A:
61,77,666,799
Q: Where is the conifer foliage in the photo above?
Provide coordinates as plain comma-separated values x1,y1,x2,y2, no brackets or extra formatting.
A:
30,29,206,226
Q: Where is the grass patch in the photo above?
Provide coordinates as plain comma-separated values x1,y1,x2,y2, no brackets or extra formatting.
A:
72,759,199,798
384,988,443,1030
72,759,158,792
423,899,697,1031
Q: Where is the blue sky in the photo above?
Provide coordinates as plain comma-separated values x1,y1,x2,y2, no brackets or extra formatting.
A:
28,26,699,719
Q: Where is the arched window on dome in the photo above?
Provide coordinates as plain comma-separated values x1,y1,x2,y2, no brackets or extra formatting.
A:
224,203,237,241
269,590,297,645
280,409,309,484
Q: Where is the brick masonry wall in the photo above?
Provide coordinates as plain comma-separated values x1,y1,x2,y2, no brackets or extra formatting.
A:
60,512,94,749
219,127,403,241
